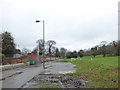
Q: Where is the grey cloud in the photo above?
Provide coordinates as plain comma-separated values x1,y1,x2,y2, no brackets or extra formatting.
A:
1,0,118,51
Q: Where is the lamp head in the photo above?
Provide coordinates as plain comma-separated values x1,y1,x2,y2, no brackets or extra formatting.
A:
36,20,40,23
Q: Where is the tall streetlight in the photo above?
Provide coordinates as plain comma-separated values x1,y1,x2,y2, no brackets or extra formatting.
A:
36,20,45,69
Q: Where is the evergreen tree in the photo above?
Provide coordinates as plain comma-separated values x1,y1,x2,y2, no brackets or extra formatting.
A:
55,48,59,57
78,50,84,58
2,31,16,57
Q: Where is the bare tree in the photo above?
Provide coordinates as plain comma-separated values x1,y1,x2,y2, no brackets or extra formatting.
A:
21,48,31,56
36,39,44,55
46,40,56,60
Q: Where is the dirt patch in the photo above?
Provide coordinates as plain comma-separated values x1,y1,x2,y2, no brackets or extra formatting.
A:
23,74,89,88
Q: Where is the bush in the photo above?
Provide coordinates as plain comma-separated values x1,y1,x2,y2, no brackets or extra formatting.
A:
0,53,6,64
66,52,77,58
0,54,6,59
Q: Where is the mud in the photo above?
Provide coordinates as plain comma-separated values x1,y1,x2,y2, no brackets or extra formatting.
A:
23,74,89,88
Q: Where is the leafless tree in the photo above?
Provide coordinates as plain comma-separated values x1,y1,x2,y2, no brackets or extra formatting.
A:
36,39,45,55
46,40,56,60
21,48,31,56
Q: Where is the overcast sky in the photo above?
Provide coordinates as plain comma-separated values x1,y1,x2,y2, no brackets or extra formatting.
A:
0,0,119,51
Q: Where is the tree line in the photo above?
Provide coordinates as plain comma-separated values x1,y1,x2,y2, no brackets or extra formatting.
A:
33,39,120,59
65,41,120,59
1,31,67,61
83,41,120,57
1,31,120,63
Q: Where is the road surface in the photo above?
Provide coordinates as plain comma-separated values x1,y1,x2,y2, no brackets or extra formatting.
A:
1,61,76,88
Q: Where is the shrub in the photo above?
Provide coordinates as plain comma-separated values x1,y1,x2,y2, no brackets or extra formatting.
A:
0,53,6,64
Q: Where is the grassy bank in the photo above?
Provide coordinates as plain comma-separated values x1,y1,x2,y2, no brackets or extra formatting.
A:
59,55,119,88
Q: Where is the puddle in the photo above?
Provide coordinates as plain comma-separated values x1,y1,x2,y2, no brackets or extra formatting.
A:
58,71,75,74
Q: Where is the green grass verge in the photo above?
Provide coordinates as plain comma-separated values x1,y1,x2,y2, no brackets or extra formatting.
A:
59,55,119,88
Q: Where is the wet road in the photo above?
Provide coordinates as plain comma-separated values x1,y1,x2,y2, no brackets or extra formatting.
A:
1,61,76,88
43,62,76,74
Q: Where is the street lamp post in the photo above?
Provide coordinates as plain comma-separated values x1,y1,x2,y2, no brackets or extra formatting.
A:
36,20,45,69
